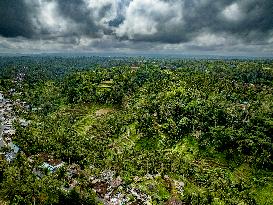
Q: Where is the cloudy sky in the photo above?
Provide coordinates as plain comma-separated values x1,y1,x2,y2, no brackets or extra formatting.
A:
0,0,272,56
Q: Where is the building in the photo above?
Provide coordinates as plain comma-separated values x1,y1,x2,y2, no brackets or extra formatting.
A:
33,153,65,177
0,138,6,149
0,93,4,103
19,118,30,127
41,161,65,173
5,142,20,162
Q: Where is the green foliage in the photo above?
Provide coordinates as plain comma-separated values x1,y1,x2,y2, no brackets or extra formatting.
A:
1,57,273,204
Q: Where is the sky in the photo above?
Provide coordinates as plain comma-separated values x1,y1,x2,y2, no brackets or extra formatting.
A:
0,0,272,56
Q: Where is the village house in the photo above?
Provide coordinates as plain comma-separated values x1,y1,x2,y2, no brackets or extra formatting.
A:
0,138,6,150
0,115,4,120
41,161,65,173
33,154,65,178
3,129,15,136
0,93,4,103
19,118,30,127
0,91,28,163
5,142,20,162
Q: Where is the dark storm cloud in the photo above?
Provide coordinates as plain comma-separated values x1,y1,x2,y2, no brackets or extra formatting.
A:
199,0,273,42
54,0,101,37
109,16,125,27
45,0,128,38
231,0,273,42
108,0,130,27
117,0,273,44
0,0,272,54
0,0,34,38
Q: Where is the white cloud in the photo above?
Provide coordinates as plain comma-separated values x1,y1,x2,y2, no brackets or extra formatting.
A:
84,0,118,27
222,3,243,21
115,0,183,39
195,32,227,47
25,0,75,36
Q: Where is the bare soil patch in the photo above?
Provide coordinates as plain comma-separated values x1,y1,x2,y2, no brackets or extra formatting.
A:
95,108,114,117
